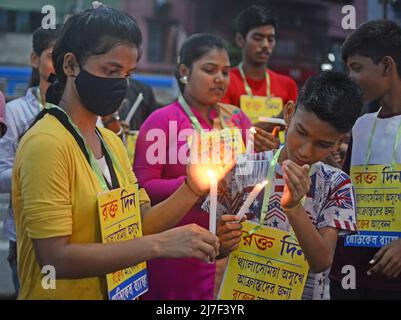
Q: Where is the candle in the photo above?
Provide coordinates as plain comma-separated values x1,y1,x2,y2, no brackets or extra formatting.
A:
208,170,218,234
236,180,268,220
246,127,257,154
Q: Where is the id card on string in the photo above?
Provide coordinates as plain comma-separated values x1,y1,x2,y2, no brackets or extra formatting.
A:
97,184,148,300
240,95,283,124
345,109,401,247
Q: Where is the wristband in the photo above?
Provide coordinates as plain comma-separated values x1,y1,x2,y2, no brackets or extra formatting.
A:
282,198,303,212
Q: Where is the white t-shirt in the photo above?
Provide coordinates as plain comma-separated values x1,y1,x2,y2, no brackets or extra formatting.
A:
351,112,401,166
204,150,357,300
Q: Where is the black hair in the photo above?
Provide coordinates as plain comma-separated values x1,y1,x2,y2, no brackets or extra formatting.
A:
46,6,142,104
236,5,277,38
28,68,40,88
296,71,362,133
32,26,60,56
175,33,227,93
28,26,60,87
342,20,401,77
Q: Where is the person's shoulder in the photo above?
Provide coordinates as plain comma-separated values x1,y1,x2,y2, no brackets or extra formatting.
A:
228,67,242,81
268,69,297,85
17,114,71,160
6,88,40,121
353,112,377,128
148,101,181,118
6,95,28,112
20,113,65,142
229,66,240,75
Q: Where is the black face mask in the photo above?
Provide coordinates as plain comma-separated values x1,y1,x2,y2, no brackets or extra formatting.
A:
75,68,128,116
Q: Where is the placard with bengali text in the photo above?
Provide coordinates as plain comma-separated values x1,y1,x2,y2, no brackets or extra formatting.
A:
240,95,283,124
345,164,401,247
97,184,148,300
218,221,309,300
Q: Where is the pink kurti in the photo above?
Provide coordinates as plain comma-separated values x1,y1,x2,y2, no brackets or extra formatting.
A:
134,100,252,300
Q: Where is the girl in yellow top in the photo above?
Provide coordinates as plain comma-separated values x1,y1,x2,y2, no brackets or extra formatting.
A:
12,5,241,299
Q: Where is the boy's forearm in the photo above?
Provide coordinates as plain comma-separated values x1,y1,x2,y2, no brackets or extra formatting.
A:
285,206,333,273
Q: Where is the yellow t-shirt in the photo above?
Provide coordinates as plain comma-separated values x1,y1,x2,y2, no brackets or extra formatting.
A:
12,113,150,300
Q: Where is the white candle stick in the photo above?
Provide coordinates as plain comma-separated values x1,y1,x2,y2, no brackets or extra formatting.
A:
246,127,257,154
208,170,218,234
236,180,268,220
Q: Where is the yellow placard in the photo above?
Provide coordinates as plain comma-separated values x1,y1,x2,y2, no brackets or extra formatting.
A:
97,184,148,300
218,221,309,300
346,165,401,247
240,95,283,124
188,128,245,159
125,131,139,166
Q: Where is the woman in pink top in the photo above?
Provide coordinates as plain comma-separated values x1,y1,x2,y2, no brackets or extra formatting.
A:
134,34,272,299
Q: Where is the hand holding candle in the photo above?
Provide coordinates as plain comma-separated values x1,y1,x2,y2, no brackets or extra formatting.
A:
186,131,236,196
253,127,280,152
236,180,268,220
